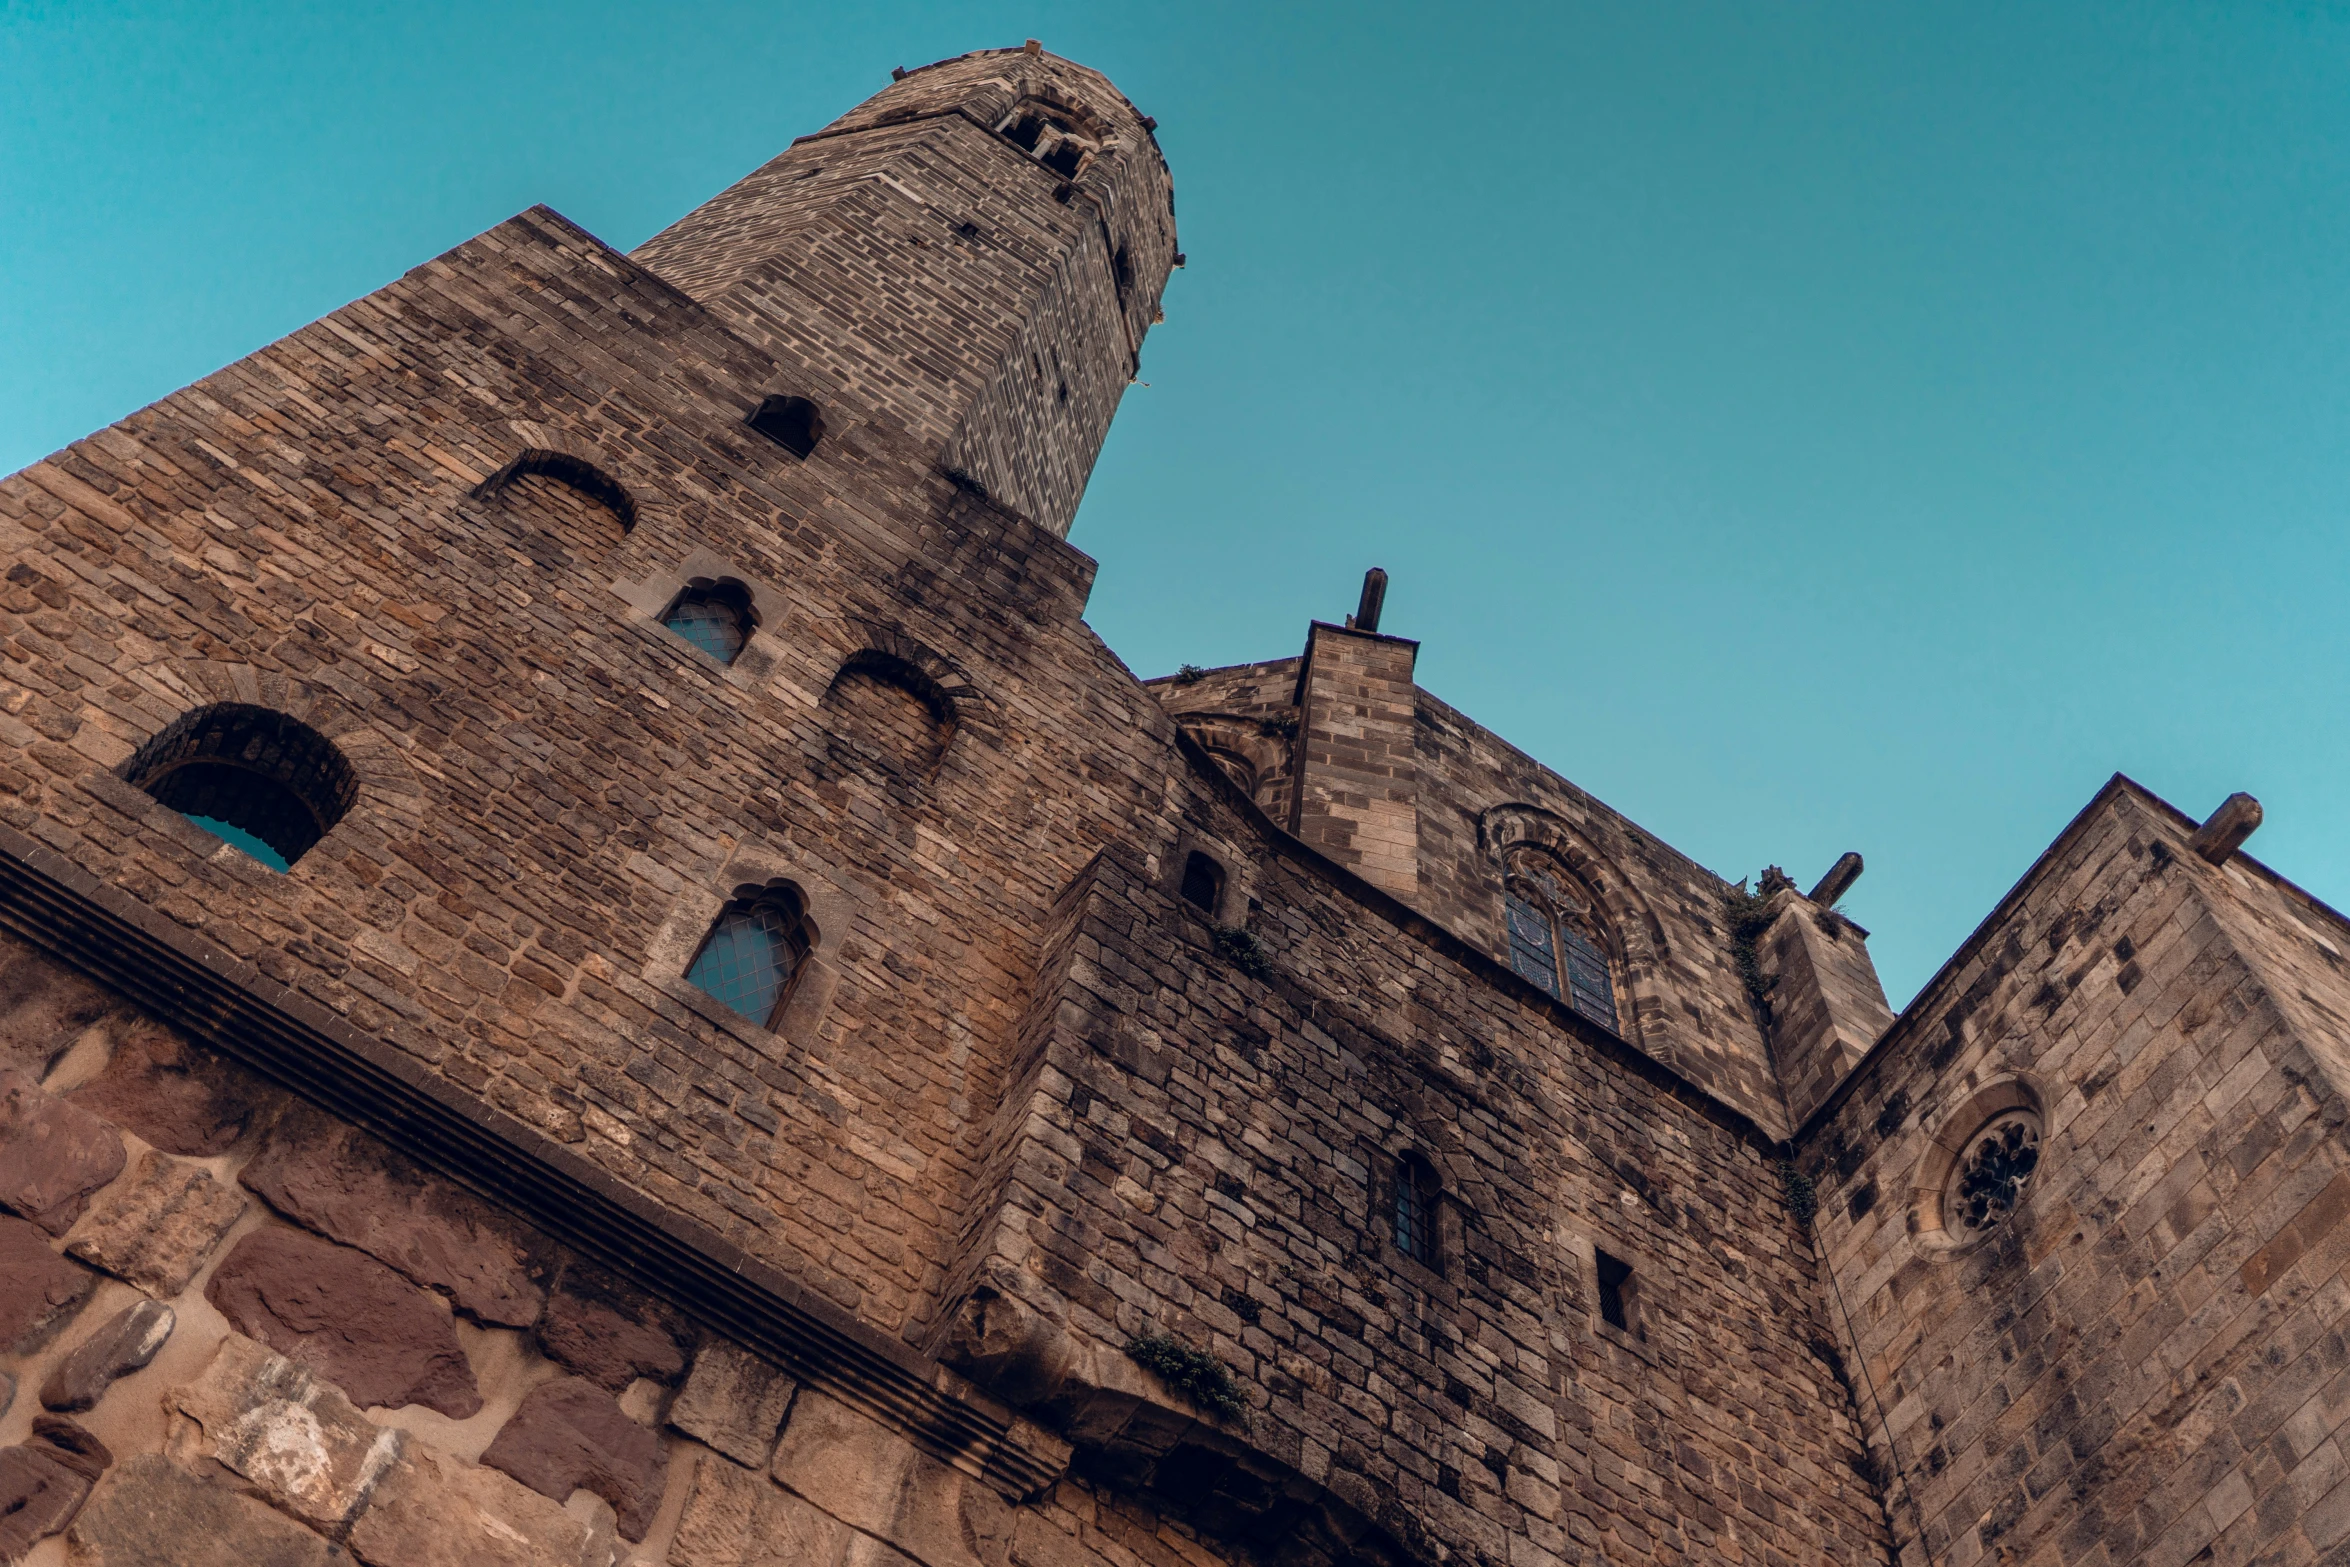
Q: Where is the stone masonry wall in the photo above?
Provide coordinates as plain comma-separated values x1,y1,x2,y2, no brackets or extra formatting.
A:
1805,781,2350,1567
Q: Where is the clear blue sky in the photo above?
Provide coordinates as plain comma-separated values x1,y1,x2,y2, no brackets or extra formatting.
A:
7,1,2347,1006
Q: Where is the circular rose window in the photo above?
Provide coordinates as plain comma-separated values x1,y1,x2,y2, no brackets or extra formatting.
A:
1944,1110,2042,1235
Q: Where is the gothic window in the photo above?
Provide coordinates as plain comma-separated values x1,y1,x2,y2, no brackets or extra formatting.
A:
662,580,756,665
1502,854,1619,1031
1944,1109,2042,1235
1594,1248,1637,1334
1181,851,1225,915
1392,1154,1440,1270
995,99,1100,179
748,395,824,459
686,884,813,1029
122,705,357,871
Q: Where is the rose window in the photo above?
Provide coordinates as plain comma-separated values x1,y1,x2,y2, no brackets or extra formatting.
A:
1946,1110,2042,1234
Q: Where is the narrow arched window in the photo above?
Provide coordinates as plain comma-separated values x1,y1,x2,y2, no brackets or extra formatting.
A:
747,395,824,459
686,884,813,1029
122,705,356,871
1180,851,1224,915
1503,854,1618,1031
662,579,756,665
1393,1154,1440,1269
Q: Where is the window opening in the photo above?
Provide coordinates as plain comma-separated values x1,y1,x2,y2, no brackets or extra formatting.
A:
1392,1155,1438,1268
662,580,756,665
476,450,636,533
122,704,357,871
1945,1109,2042,1235
995,100,1101,181
1502,856,1618,1031
1595,1249,1634,1332
1180,851,1224,915
747,395,824,459
686,886,813,1029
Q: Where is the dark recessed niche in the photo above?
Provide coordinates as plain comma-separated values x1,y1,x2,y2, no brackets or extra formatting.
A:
748,395,825,459
123,704,356,870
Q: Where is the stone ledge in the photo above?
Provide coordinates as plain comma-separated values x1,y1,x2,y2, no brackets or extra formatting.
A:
0,822,1071,1503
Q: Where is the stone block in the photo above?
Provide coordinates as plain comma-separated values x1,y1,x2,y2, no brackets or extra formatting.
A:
41,1299,174,1414
0,1211,94,1351
347,1439,598,1567
0,1067,124,1235
667,1451,861,1567
239,1105,549,1327
0,1417,112,1562
769,1390,1011,1567
65,1147,249,1295
205,1226,481,1417
70,1024,263,1157
0,934,124,1079
171,1333,406,1533
480,1375,668,1541
67,1453,333,1567
667,1341,796,1466
537,1263,689,1391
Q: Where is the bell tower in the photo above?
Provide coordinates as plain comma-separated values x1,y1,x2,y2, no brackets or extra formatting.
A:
633,45,1178,537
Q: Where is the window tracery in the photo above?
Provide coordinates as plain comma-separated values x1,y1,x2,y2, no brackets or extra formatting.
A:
662,579,756,665
1501,852,1618,1030
1944,1109,2042,1235
686,884,813,1029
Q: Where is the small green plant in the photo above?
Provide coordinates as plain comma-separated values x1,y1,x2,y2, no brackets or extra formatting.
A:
1776,1159,1818,1228
1125,1333,1247,1419
1173,664,1207,684
1213,926,1275,981
1256,714,1298,739
1722,879,1778,1024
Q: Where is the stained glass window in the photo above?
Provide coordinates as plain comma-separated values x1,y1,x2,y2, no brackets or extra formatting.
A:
686,896,808,1027
1504,859,1619,1032
1505,891,1562,997
664,586,750,665
1561,925,1617,1031
1393,1157,1430,1263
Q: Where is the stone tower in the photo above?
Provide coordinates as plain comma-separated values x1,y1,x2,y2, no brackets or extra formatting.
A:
3,42,2347,1567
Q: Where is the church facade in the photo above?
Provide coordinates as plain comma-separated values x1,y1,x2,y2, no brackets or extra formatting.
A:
1,45,2345,1567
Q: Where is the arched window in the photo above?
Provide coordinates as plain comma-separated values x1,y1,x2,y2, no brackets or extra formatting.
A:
1502,853,1618,1031
122,705,357,871
685,884,813,1029
747,395,824,460
1180,851,1224,915
662,579,756,665
1392,1154,1441,1270
995,99,1102,179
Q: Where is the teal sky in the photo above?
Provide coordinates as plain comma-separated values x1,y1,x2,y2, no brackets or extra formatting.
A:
6,2,2346,1007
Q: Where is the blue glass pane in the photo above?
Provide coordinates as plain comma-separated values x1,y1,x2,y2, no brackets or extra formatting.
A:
665,594,747,664
687,904,797,1024
1505,893,1560,997
183,814,290,872
1393,1162,1424,1259
1561,926,1616,1031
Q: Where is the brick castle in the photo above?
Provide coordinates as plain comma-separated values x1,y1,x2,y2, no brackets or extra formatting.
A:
1,42,2345,1567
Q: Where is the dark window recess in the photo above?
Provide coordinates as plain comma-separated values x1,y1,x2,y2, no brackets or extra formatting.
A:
122,704,357,871
1180,851,1224,914
1041,139,1084,178
748,395,825,459
1503,862,1619,1031
1112,241,1135,302
662,580,756,665
1595,1249,1634,1332
1002,112,1047,151
1505,890,1561,999
687,886,813,1029
1393,1155,1438,1267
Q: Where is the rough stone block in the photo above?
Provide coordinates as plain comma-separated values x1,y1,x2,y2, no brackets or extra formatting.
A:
70,1024,263,1157
347,1439,597,1567
667,1451,860,1567
537,1263,689,1391
65,1147,249,1295
0,1067,124,1235
0,1418,112,1562
0,934,124,1079
480,1375,668,1541
67,1453,333,1567
769,1390,1011,1567
0,1211,94,1352
239,1105,548,1327
205,1226,481,1417
171,1333,406,1533
41,1299,174,1414
668,1341,796,1466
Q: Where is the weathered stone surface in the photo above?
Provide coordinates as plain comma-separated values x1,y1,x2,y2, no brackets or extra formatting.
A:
70,1024,262,1157
0,933,124,1078
0,1418,112,1562
537,1264,688,1392
67,1453,332,1567
64,1148,249,1295
0,1371,12,1421
667,1341,795,1467
769,1391,1011,1567
239,1105,549,1327
480,1375,667,1541
348,1440,597,1567
41,1299,174,1414
205,1227,481,1417
667,1452,868,1567
171,1333,405,1533
0,1212,94,1351
0,1068,124,1236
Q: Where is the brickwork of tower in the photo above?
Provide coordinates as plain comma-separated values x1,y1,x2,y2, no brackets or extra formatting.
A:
0,43,2346,1567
